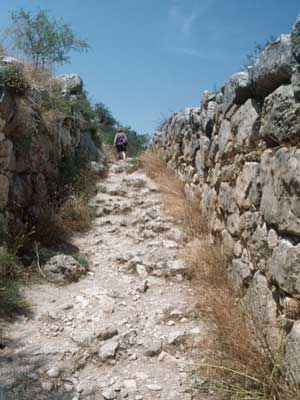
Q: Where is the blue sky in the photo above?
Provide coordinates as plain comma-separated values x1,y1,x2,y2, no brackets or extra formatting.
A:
0,1,299,134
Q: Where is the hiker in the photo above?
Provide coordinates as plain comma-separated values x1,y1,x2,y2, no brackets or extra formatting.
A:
114,128,128,160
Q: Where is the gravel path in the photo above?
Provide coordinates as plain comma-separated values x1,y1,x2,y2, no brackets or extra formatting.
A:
0,161,215,400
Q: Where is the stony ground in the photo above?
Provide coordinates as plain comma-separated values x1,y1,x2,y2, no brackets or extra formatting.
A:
0,161,216,400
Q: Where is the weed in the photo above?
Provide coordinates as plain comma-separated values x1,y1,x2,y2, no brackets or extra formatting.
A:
73,254,89,269
0,64,30,95
0,280,31,319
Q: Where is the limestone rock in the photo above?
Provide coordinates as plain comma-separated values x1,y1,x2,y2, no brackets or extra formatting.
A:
231,258,252,290
56,74,83,97
218,119,233,157
47,367,61,378
44,254,87,284
260,147,300,235
231,99,260,150
291,15,300,63
235,162,260,210
250,34,296,97
98,340,119,362
244,272,281,352
222,71,253,114
270,240,300,295
260,85,300,144
144,340,162,357
285,322,300,384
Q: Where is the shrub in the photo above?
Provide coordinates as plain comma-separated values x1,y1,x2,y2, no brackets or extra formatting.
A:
0,64,30,95
43,83,72,115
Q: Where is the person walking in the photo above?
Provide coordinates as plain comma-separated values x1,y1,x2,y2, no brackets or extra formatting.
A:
114,128,128,160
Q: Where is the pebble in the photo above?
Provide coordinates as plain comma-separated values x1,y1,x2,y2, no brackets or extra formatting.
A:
103,389,117,399
144,340,162,357
146,384,162,391
41,381,54,391
167,320,175,326
135,372,148,381
123,379,137,392
99,341,119,362
47,367,61,378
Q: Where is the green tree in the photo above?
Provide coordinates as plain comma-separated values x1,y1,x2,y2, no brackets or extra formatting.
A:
6,8,89,70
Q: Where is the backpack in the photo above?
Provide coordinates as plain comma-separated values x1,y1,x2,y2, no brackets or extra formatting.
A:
116,132,127,145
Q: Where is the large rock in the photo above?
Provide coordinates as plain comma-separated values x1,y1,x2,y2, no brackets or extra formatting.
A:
260,85,300,144
218,182,237,214
195,135,210,176
269,240,300,295
235,162,260,210
222,72,253,114
250,34,296,98
231,99,260,149
79,131,104,163
244,272,281,352
260,147,300,236
44,254,87,284
285,321,300,384
56,74,83,97
218,119,233,157
291,15,300,63
199,91,218,135
231,256,252,290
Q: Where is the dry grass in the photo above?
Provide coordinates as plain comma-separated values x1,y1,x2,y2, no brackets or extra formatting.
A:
23,63,55,89
141,149,299,400
140,149,207,237
57,196,94,233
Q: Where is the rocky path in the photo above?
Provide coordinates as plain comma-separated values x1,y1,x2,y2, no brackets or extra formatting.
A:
0,161,214,400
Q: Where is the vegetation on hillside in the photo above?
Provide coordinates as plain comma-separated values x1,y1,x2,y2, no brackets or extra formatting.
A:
0,6,150,298
5,8,89,70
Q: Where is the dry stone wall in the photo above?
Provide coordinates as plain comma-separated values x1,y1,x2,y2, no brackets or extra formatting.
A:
0,58,105,239
154,17,300,383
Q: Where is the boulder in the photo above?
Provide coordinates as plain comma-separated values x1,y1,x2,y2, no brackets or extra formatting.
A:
218,182,238,214
218,119,233,157
199,91,218,135
231,257,252,290
194,135,210,176
269,240,300,295
291,66,300,101
222,71,253,114
260,147,300,236
244,272,281,352
260,85,300,144
285,322,300,384
78,131,104,163
0,56,23,68
56,74,83,97
250,34,296,98
291,15,300,63
231,99,261,149
44,254,87,284
235,162,260,210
